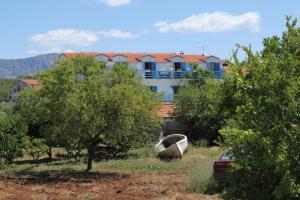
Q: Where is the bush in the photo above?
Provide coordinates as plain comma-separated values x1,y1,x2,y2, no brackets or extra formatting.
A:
23,137,49,163
0,115,27,168
221,18,300,200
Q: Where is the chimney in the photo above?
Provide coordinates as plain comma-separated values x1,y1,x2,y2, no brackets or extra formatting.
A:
180,50,184,55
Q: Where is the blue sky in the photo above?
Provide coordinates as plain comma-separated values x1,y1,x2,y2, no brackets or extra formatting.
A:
1,0,300,59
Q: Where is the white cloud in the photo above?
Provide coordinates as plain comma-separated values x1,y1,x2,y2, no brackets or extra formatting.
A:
154,12,261,33
29,28,138,54
96,0,131,6
30,29,98,48
98,29,139,39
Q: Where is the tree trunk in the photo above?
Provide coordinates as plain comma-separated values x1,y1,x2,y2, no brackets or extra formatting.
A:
87,143,95,171
47,146,52,159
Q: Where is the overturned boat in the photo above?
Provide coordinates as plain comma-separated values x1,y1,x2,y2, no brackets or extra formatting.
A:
154,134,188,158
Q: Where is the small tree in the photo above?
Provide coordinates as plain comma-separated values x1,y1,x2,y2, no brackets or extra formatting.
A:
23,137,49,164
14,89,55,158
174,67,224,143
0,114,27,168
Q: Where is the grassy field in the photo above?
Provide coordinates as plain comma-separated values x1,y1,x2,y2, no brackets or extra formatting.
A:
2,146,221,175
0,146,222,199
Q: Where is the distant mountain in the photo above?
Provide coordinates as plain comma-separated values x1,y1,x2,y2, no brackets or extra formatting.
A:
0,53,60,78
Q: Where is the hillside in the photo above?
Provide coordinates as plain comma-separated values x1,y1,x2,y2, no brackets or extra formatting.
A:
0,53,60,78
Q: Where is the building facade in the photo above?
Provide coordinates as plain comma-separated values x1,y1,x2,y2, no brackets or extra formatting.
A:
60,52,224,102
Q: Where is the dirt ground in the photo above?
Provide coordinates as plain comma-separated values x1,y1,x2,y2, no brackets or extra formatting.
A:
0,171,220,200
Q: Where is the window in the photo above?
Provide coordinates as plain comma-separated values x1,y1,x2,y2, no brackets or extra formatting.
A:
144,62,156,72
171,86,180,94
145,62,152,71
174,62,182,71
149,86,158,93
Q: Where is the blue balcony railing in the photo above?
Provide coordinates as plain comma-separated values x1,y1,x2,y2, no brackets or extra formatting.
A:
145,71,224,79
145,71,159,79
145,71,195,79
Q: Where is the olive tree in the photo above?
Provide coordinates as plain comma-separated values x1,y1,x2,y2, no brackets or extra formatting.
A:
40,57,162,170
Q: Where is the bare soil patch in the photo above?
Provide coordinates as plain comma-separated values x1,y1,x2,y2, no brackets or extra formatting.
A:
0,171,220,200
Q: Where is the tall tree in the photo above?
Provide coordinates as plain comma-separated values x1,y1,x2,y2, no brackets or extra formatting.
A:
221,17,300,200
39,57,161,170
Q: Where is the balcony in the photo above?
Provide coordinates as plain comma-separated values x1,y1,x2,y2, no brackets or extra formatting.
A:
145,71,223,79
145,71,195,79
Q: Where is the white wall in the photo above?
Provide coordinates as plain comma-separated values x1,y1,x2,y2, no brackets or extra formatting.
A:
143,79,188,100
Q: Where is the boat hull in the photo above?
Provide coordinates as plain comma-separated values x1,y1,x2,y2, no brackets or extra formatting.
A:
154,134,188,158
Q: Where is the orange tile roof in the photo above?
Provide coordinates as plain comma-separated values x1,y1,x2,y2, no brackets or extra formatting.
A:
62,52,211,63
181,54,207,63
20,79,42,90
157,103,175,118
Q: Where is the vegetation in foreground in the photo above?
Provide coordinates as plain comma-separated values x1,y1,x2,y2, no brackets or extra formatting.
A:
220,17,300,199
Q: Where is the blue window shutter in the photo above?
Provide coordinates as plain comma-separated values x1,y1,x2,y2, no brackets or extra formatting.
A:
216,63,220,71
181,63,186,71
207,62,212,70
151,62,156,71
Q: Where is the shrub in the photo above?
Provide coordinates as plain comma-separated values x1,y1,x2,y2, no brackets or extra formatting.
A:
0,115,27,168
23,137,49,163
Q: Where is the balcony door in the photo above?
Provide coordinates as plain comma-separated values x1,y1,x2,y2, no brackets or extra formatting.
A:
174,62,187,71
145,62,156,72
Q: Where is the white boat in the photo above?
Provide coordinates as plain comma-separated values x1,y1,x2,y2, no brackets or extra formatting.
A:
154,134,188,158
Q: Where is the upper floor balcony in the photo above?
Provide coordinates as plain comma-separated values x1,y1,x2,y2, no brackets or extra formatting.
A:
145,71,223,79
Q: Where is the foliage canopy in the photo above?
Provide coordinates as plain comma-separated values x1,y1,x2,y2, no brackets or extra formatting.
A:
221,17,300,200
38,57,162,170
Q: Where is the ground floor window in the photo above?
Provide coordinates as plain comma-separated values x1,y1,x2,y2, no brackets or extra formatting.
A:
149,86,158,93
171,86,180,94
